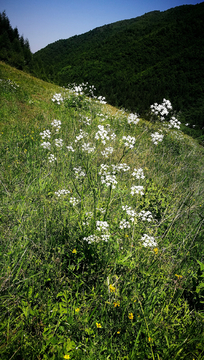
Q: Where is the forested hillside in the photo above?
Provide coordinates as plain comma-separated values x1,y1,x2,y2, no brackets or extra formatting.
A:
0,11,33,71
32,2,204,133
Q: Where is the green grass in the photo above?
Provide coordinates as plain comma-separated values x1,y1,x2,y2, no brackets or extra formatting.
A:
0,61,204,360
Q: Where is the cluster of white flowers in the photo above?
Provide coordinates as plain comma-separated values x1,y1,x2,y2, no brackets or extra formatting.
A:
122,135,136,149
151,132,164,145
95,125,110,145
41,141,51,150
96,220,109,232
150,98,172,119
81,143,95,153
73,166,86,179
101,147,114,158
132,168,145,179
72,85,84,95
40,129,51,139
55,189,70,197
66,144,75,152
55,138,63,148
122,205,137,222
138,210,153,222
75,129,88,143
51,119,61,132
97,95,106,104
48,154,57,163
99,164,118,189
130,185,144,196
141,234,157,248
111,163,130,173
70,197,80,206
119,219,131,229
168,117,181,129
52,93,64,104
127,113,140,125
83,234,99,244
97,207,106,214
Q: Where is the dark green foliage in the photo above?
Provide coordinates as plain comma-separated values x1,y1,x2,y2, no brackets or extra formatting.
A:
33,3,204,135
0,11,33,70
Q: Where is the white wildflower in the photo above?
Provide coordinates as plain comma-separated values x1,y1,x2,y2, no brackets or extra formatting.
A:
130,185,144,196
66,144,75,152
101,147,114,158
83,234,99,244
141,234,157,248
52,93,63,104
96,221,109,232
119,219,131,229
151,132,164,145
70,197,80,206
132,168,145,179
122,205,137,222
81,143,95,153
73,166,86,179
55,189,70,197
111,163,130,173
48,154,57,163
55,138,63,148
41,141,51,150
40,129,51,139
101,174,117,189
127,113,140,125
122,135,136,149
138,210,153,222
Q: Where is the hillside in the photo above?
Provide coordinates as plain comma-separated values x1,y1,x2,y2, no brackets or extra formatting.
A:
33,2,204,134
0,61,204,359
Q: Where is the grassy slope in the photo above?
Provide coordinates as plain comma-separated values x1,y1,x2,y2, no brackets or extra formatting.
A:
0,61,204,359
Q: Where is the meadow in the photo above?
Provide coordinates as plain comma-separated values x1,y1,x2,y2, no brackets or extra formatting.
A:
0,61,204,360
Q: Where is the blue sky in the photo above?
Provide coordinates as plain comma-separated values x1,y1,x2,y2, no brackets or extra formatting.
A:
0,0,203,53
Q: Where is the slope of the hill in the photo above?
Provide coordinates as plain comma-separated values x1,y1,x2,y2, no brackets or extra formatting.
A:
32,2,204,133
0,61,204,359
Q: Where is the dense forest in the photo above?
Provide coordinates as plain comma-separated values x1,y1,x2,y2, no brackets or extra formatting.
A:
32,2,204,134
0,11,32,71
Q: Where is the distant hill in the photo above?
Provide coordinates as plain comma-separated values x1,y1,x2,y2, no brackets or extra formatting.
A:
33,3,204,131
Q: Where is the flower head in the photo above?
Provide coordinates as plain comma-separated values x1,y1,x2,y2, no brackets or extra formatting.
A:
96,322,102,328
128,312,134,320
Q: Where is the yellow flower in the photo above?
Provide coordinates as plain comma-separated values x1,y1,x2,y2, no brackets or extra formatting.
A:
128,312,134,320
148,337,153,342
153,247,158,255
64,355,70,359
117,330,121,334
72,249,77,254
109,284,116,292
96,322,102,328
175,274,183,279
113,301,120,307
75,308,80,313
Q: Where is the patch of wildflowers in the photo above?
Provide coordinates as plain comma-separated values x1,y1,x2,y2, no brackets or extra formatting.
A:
122,205,137,222
130,185,144,196
66,144,75,152
55,138,63,148
83,235,99,244
81,143,95,153
96,221,109,232
122,135,136,149
73,166,86,179
40,129,51,139
151,132,164,145
141,234,157,248
127,113,140,125
111,163,130,173
52,93,63,104
55,189,70,197
119,219,131,229
101,146,114,158
48,154,57,163
75,129,88,143
132,168,145,179
138,210,153,222
51,119,61,132
41,141,51,150
70,197,80,206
